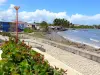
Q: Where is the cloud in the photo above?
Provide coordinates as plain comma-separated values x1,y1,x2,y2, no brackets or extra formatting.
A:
70,14,100,25
0,4,15,21
0,0,7,5
1,4,100,25
19,9,70,23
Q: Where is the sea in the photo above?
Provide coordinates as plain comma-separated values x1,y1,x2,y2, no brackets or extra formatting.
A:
57,29,100,49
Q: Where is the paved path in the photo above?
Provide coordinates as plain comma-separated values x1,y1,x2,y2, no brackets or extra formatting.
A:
33,48,82,75
22,36,100,75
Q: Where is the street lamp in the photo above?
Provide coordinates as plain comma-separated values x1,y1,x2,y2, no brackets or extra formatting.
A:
14,6,20,43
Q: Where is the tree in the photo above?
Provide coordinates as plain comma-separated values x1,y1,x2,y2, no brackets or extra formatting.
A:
53,18,70,28
40,21,48,31
53,18,61,26
70,24,74,28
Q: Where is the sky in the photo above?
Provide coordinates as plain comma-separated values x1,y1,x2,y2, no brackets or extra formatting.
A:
0,0,100,25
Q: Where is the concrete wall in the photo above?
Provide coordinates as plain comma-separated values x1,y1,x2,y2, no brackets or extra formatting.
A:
42,40,100,63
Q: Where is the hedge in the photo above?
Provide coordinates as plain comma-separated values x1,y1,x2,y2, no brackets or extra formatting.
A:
0,38,67,75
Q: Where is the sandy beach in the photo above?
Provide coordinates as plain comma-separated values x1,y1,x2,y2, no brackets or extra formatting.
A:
20,34,100,75
26,32,100,54
44,32,100,53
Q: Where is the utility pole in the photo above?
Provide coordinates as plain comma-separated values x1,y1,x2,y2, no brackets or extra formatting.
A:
14,6,20,43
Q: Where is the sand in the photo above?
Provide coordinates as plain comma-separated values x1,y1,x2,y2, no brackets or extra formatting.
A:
21,35,100,75
44,32,99,54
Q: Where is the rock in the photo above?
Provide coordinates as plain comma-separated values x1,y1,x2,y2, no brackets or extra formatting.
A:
36,47,46,52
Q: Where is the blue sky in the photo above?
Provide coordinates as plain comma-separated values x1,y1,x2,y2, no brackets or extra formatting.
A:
0,0,100,25
4,0,100,15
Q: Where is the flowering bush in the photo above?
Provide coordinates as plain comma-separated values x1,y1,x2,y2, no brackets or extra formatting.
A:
0,38,67,75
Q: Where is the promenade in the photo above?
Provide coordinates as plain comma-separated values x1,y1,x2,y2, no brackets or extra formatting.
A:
22,35,100,75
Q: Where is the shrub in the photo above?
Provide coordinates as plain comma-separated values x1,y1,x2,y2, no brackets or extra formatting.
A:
0,38,67,75
24,28,33,33
0,32,11,37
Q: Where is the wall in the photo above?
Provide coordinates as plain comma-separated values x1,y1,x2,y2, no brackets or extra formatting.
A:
1,22,10,32
42,39,100,63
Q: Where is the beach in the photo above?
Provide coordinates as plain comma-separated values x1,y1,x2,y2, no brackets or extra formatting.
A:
19,34,100,75
39,31,100,54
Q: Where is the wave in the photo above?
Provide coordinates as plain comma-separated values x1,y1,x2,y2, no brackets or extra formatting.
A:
83,42,100,49
90,38,100,42
57,31,100,49
73,30,78,32
67,37,100,49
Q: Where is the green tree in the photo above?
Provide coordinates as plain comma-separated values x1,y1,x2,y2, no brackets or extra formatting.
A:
53,18,61,26
53,18,70,28
72,25,94,29
40,21,48,31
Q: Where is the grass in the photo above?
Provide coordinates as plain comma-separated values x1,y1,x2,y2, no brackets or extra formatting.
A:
28,32,47,38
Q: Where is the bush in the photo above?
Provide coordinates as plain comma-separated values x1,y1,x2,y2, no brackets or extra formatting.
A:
0,32,11,37
0,38,67,75
40,21,49,32
24,28,33,33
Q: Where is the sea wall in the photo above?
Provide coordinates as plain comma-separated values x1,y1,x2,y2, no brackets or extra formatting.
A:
43,33,100,63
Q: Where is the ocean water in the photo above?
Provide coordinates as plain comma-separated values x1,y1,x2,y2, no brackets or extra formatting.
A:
57,29,100,49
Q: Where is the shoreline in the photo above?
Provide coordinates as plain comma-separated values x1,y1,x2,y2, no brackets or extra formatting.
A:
16,31,100,54
58,32,99,49
44,31,100,54
57,31,100,49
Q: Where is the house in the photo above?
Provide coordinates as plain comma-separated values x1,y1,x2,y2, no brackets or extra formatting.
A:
35,24,40,30
26,23,41,30
0,21,27,32
26,23,32,28
12,21,27,32
25,23,37,30
0,21,10,32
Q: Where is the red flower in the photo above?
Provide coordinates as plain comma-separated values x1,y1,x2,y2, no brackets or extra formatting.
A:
36,53,40,57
